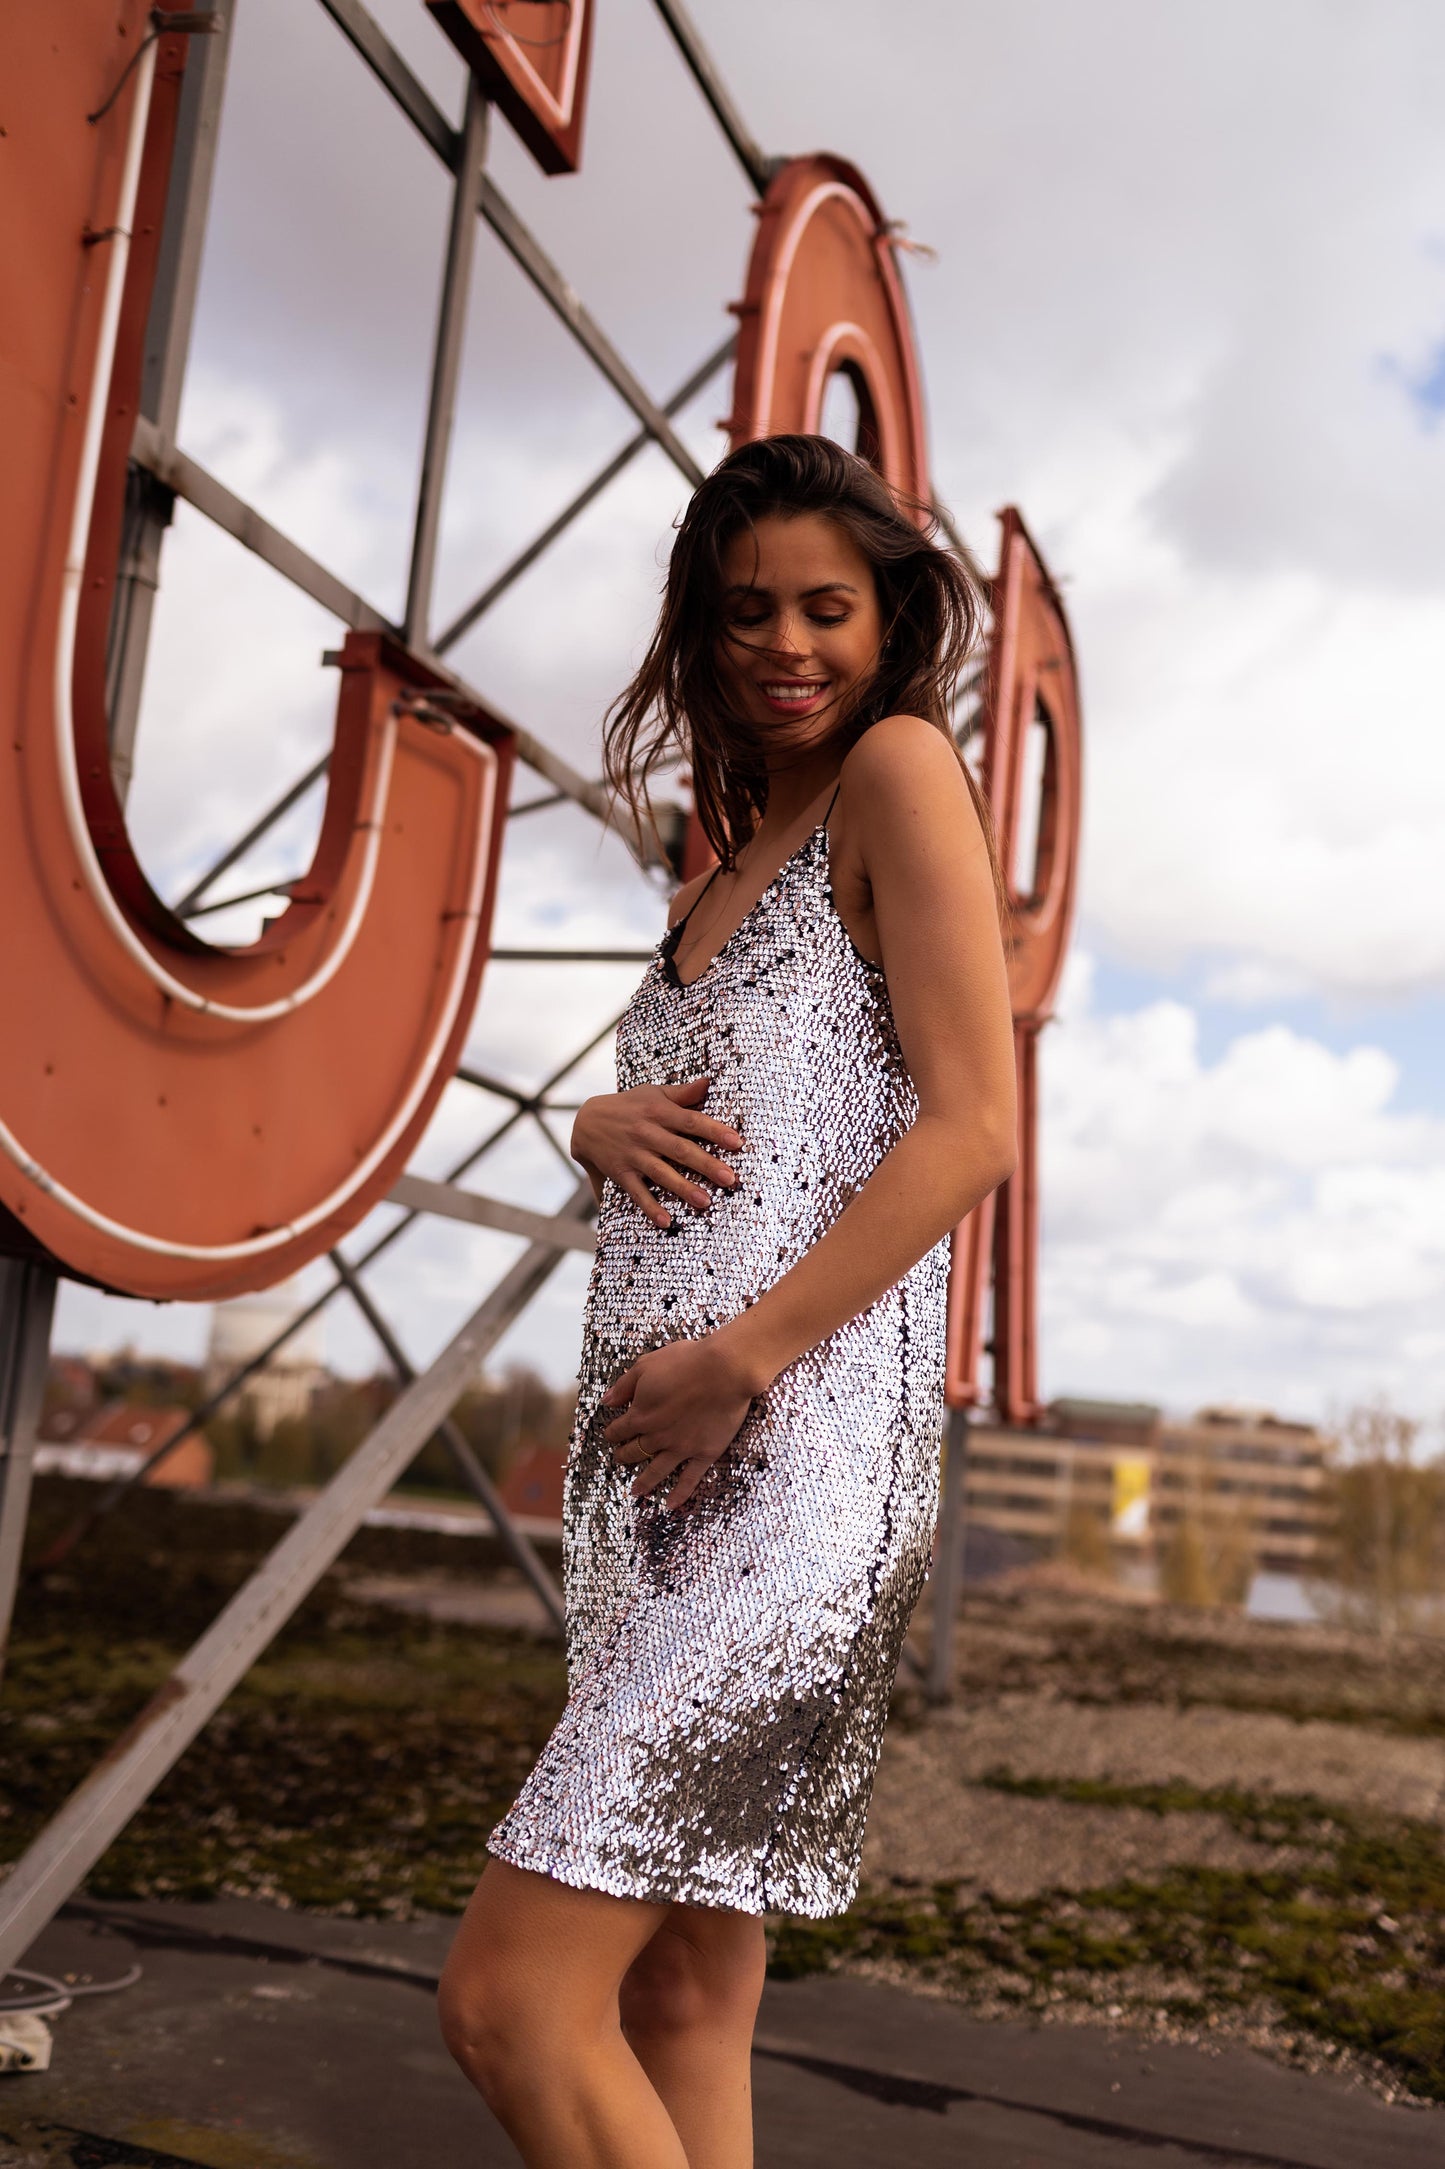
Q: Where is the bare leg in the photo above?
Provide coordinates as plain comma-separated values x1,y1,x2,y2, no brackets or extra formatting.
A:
438,1858,684,2168
620,1905,767,2169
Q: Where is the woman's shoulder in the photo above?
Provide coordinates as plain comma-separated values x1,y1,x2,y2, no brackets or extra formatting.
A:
838,714,968,802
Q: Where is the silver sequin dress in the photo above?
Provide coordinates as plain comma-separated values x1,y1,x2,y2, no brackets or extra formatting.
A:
487,819,948,1918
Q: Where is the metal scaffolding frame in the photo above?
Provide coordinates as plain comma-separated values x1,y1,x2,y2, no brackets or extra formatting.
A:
0,0,981,1971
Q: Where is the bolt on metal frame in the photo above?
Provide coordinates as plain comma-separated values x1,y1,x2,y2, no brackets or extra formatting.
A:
0,0,986,1965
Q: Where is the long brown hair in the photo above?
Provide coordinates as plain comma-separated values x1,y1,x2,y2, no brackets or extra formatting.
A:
603,433,1000,897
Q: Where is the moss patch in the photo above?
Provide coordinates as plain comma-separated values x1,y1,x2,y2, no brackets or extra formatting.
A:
2,1479,565,1919
769,1774,1445,2103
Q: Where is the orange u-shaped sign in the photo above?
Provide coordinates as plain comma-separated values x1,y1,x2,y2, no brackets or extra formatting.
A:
0,4,513,1301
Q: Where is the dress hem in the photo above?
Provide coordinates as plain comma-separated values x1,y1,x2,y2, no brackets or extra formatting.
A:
485,1828,857,1921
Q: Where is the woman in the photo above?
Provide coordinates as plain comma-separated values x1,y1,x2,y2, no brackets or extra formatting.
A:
438,434,1018,2167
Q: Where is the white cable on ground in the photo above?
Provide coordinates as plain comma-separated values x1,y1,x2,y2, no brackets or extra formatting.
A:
0,1962,143,2017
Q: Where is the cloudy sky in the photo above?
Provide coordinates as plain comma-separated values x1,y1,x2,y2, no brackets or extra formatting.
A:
56,0,1445,1429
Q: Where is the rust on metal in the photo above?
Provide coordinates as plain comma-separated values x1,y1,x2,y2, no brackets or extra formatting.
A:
0,3,515,1300
428,0,595,174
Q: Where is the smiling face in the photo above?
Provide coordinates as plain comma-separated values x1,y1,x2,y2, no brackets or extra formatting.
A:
716,511,885,758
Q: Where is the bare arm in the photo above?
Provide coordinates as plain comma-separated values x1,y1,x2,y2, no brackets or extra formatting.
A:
605,716,1017,1505
716,715,1016,1381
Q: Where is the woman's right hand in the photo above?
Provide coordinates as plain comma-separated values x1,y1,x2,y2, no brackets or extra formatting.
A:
571,1077,742,1229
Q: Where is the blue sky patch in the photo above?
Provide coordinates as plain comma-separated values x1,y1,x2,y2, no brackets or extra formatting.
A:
1082,950,1444,1118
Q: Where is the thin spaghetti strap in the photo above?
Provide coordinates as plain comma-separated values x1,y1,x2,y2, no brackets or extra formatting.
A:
671,862,722,939
821,780,842,831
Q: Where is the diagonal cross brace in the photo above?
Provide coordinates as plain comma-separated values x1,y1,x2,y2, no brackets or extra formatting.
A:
0,1179,594,1976
327,1244,567,1633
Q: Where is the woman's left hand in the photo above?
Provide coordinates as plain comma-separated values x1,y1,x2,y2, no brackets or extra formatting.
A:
601,1332,764,1510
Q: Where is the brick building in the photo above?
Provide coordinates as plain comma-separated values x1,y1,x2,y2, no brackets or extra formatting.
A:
36,1402,212,1488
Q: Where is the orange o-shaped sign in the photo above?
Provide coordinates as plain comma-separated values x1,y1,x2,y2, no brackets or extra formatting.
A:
723,169,1084,1424
726,154,930,508
946,511,1083,1419
988,511,1083,1027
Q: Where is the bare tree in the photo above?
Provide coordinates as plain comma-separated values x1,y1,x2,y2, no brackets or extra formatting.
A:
1308,1398,1445,1637
1157,1444,1254,1609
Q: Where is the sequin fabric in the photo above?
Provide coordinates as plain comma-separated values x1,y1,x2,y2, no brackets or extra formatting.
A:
487,823,948,1917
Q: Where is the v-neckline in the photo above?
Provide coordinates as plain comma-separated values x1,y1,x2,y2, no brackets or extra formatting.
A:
659,827,825,993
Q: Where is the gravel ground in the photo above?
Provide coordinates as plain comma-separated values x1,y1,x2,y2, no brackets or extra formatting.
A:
863,1767,1313,1897
819,1571,1445,2108
869,1692,1445,1857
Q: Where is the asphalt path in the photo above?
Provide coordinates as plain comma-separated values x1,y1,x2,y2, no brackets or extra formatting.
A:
1,1896,1438,2167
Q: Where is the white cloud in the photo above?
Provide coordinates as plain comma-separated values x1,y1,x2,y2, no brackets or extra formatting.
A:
1040,954,1445,1420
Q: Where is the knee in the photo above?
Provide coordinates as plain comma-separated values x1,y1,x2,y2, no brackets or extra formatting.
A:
437,1953,534,2113
620,1926,765,2047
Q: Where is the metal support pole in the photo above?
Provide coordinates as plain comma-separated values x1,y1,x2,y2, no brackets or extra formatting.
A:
476,177,705,488
926,1403,970,1704
108,0,235,802
650,0,776,193
173,754,329,917
321,0,704,488
405,75,489,649
0,1262,59,1681
329,1249,568,1633
0,1188,593,1974
435,332,736,656
318,0,457,166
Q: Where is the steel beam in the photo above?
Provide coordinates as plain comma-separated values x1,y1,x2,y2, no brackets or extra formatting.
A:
0,1183,594,1974
925,1403,971,1703
435,332,735,656
106,468,175,805
108,0,236,802
178,877,297,919
129,417,393,633
125,418,650,861
317,0,458,167
389,1173,597,1256
650,0,775,193
0,1263,58,1681
476,176,704,487
405,77,490,649
172,754,328,917
329,1250,568,1631
319,0,704,486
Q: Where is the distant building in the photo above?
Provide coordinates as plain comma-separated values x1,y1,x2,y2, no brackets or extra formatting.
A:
961,1397,1331,1574
35,1402,212,1488
1155,1406,1332,1571
203,1278,327,1437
